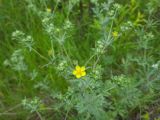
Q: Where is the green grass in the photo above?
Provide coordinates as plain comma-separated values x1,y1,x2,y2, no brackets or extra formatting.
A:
0,0,160,119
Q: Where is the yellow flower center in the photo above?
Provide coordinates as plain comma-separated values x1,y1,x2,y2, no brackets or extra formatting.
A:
72,65,86,78
112,31,118,37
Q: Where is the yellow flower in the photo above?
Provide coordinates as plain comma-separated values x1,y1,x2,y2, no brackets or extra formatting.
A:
72,65,86,78
48,49,54,56
46,8,51,13
112,31,118,37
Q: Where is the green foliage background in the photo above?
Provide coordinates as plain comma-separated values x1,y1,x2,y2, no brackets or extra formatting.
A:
0,0,160,119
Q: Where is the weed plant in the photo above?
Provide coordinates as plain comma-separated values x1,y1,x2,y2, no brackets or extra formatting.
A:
0,0,160,120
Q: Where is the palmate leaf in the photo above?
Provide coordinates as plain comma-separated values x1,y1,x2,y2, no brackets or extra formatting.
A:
75,93,107,119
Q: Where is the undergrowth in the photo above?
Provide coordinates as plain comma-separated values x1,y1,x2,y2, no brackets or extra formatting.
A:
0,0,160,120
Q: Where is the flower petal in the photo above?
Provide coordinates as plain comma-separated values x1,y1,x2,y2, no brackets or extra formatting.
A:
76,65,81,71
81,71,86,76
81,66,85,71
72,70,77,75
76,74,81,78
